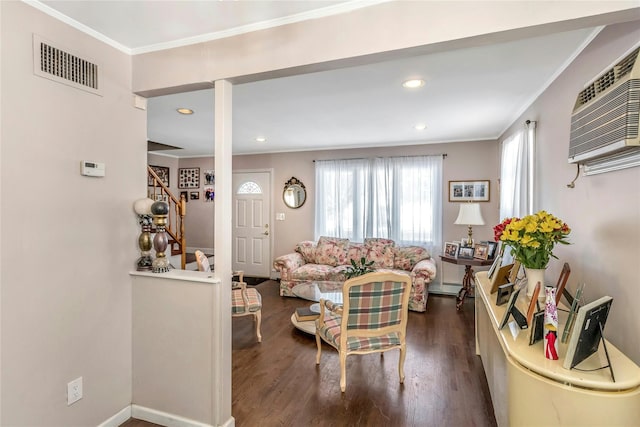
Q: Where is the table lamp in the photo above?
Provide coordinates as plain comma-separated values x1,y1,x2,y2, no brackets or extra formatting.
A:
454,202,485,246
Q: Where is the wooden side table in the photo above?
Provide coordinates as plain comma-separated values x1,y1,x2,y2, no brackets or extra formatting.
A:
440,255,493,310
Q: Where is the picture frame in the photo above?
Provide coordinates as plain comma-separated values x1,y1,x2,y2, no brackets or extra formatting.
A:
178,167,200,189
563,296,613,371
444,241,460,258
490,262,514,294
473,243,490,260
496,282,514,306
180,191,188,203
461,237,474,247
484,241,499,259
499,288,526,330
487,255,502,280
529,310,545,345
204,170,215,185
190,191,199,200
148,165,169,187
458,246,474,259
448,180,490,202
204,186,215,202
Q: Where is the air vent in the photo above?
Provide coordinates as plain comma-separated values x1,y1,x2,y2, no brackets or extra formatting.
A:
33,34,102,96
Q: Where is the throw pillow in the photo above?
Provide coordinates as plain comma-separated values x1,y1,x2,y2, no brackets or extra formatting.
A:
364,238,395,268
393,246,431,270
295,240,317,263
316,236,349,266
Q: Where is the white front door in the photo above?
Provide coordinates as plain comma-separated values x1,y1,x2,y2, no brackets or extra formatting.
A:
232,171,271,277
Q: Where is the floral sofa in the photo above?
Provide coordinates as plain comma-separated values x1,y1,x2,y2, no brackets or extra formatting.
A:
273,237,437,312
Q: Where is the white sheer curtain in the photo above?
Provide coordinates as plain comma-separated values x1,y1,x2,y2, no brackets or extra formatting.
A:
499,122,535,263
499,129,530,221
315,155,442,254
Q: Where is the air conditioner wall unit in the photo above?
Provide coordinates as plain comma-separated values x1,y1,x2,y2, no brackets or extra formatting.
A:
568,46,640,164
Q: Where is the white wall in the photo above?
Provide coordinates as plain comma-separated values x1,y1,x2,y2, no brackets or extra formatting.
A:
499,20,640,363
0,2,145,425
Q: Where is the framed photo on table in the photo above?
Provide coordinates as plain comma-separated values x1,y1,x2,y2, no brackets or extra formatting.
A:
474,243,490,260
458,246,474,259
444,242,460,258
448,180,490,202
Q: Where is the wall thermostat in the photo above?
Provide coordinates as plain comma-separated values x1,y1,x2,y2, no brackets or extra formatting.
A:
81,160,105,177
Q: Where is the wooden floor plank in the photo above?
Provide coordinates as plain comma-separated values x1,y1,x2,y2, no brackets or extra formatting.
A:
120,280,496,427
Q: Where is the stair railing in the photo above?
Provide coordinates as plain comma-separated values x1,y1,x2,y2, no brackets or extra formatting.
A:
147,166,187,270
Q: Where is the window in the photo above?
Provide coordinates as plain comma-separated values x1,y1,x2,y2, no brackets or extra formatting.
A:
237,181,262,194
314,156,442,252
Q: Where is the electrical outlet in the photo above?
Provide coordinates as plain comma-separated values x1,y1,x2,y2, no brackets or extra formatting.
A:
67,377,83,406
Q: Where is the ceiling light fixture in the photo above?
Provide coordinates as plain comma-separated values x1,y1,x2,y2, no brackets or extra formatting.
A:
176,108,194,115
256,137,266,143
414,123,427,130
402,79,425,89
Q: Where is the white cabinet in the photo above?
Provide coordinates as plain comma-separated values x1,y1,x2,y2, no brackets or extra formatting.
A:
474,271,640,426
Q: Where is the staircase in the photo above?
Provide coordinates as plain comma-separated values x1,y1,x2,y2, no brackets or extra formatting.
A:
147,166,187,270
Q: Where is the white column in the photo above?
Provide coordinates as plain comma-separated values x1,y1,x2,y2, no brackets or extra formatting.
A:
213,79,233,426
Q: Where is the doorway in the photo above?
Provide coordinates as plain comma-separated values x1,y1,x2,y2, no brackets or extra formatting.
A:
232,171,272,278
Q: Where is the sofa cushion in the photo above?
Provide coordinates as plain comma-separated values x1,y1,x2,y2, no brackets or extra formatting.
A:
295,240,317,263
316,236,349,266
347,243,367,264
364,238,395,268
393,246,431,270
290,264,348,283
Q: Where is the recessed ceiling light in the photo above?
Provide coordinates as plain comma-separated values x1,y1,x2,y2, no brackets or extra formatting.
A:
256,136,266,143
415,123,427,130
402,79,425,89
176,108,194,115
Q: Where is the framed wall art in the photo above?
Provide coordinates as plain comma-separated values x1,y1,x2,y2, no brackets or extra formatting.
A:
178,167,200,189
148,165,170,187
204,187,215,202
449,180,490,202
204,170,215,185
190,191,200,200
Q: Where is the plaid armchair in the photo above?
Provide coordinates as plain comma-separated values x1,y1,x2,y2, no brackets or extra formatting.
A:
195,250,262,342
315,271,411,392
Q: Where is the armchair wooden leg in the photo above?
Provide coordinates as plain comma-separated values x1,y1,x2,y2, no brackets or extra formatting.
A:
398,345,406,384
315,332,322,365
340,352,347,392
255,311,262,343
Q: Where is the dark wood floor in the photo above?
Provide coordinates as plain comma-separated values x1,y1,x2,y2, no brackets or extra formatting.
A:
121,281,496,427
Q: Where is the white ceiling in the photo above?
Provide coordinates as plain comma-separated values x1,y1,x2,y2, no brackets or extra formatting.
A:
36,1,600,158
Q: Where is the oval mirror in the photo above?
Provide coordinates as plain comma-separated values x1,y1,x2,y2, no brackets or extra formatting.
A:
283,177,306,209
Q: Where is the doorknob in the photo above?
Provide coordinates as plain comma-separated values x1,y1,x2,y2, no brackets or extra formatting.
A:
263,230,270,236
263,224,269,236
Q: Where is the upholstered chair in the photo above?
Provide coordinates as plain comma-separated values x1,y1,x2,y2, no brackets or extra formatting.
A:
195,250,262,342
315,270,411,392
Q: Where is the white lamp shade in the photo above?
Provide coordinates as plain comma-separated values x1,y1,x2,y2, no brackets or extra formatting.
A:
454,203,485,226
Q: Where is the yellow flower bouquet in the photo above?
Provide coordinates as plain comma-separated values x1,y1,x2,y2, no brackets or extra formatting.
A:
493,211,570,269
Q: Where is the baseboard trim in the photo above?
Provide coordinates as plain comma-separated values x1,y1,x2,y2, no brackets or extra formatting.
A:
132,404,235,427
98,406,131,427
